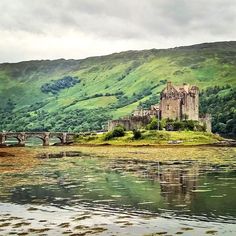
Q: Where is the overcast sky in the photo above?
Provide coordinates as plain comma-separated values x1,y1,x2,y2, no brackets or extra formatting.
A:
0,0,235,63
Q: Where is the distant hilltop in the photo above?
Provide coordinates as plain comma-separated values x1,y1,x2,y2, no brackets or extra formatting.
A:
1,41,236,65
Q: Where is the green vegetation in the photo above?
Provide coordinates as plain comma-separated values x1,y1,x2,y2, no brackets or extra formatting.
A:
165,119,206,131
146,117,206,131
146,117,159,130
132,129,142,139
77,119,214,145
75,130,222,146
200,85,236,136
138,94,160,109
104,126,125,140
41,76,80,94
0,42,235,134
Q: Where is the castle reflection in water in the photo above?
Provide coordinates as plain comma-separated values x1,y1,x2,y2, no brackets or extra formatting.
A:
109,159,199,205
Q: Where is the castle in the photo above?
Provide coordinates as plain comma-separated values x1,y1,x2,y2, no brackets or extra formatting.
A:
108,81,211,132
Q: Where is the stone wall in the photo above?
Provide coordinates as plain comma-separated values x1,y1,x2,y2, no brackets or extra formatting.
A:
182,92,199,120
108,119,131,131
160,97,181,120
130,116,151,130
160,82,200,121
108,116,151,131
199,114,212,132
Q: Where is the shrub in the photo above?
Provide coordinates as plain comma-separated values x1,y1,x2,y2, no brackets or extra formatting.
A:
103,125,125,140
132,129,142,139
165,120,203,131
183,120,195,130
147,117,159,130
173,121,184,131
104,131,114,141
112,126,125,137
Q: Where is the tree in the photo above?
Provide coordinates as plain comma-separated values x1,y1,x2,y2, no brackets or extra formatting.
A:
103,125,125,141
132,129,142,139
216,123,226,134
173,121,184,131
147,117,158,130
112,126,125,137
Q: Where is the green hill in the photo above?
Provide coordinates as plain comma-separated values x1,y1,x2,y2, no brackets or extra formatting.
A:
0,41,235,135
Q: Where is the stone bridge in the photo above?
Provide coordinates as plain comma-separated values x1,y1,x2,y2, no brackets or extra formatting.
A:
0,132,77,146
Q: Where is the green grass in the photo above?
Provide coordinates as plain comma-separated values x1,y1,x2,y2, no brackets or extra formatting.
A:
75,130,223,146
112,98,146,118
0,41,235,132
65,96,117,111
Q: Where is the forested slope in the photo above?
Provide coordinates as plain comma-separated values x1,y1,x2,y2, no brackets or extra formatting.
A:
0,41,235,135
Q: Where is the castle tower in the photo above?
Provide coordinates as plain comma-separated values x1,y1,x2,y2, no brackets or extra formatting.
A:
181,85,199,120
160,81,182,120
160,82,199,121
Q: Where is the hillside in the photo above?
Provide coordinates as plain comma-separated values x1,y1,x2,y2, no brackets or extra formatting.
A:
0,41,235,135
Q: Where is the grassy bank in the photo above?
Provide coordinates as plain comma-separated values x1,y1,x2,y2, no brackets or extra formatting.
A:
75,130,223,146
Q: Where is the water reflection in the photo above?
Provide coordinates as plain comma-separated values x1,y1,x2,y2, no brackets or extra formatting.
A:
0,148,236,235
0,150,235,225
157,163,198,206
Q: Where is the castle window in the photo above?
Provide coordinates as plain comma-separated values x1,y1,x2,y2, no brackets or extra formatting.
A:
167,105,170,110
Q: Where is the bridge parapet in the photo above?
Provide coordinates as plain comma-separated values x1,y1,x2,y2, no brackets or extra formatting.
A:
0,132,77,146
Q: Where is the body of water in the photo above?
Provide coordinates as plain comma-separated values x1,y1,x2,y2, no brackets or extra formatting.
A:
0,146,235,235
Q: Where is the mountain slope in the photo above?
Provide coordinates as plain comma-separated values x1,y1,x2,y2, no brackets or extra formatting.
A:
0,41,235,134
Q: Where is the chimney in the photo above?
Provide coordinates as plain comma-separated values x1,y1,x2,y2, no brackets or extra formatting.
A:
167,81,172,90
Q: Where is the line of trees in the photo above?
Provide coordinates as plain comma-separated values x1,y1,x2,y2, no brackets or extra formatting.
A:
199,85,236,136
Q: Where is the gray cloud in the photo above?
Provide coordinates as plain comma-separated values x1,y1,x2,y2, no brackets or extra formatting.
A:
0,0,235,62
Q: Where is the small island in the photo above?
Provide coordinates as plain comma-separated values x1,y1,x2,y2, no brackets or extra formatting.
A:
74,81,231,146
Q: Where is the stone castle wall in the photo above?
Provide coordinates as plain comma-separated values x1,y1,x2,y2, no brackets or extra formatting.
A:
199,114,212,132
108,119,131,131
182,92,199,120
108,116,151,131
160,98,181,120
160,83,199,121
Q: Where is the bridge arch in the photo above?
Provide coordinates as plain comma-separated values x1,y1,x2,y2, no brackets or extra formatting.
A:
49,133,68,145
5,135,22,145
0,132,75,146
24,135,46,146
5,133,26,146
